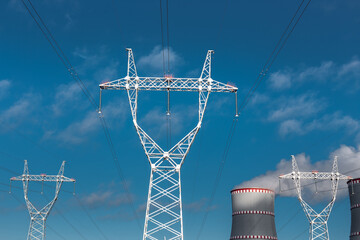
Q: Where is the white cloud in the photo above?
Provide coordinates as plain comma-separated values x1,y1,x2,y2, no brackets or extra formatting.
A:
81,182,134,209
0,79,11,99
138,46,182,72
0,93,40,128
50,99,127,144
268,93,325,121
278,112,360,137
268,72,292,90
279,119,303,136
238,145,360,202
73,46,107,74
268,58,360,90
184,198,217,213
307,112,360,133
298,61,334,82
51,82,82,116
140,105,197,141
250,93,269,106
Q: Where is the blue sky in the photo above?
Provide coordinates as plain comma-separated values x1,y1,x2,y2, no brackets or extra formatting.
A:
1,0,360,239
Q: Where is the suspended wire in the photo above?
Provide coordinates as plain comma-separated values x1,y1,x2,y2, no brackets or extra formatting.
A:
74,195,109,240
197,1,313,238
0,159,109,240
196,117,238,240
50,204,88,240
2,174,88,240
20,0,142,229
237,0,312,115
21,0,97,110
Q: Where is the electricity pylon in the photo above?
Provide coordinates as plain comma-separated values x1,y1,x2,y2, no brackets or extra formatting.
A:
10,160,75,240
279,155,351,240
99,49,238,240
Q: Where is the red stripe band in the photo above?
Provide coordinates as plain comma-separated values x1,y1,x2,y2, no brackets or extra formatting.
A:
230,236,277,239
231,188,274,195
348,179,360,184
232,210,275,216
351,204,360,210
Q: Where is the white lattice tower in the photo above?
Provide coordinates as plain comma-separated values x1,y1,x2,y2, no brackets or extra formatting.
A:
10,161,75,240
279,155,351,240
99,49,237,240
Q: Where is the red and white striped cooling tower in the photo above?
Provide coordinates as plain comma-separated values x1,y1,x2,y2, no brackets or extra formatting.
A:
230,187,278,240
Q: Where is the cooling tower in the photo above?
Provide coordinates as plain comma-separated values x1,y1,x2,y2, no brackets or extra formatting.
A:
348,178,360,240
230,187,277,240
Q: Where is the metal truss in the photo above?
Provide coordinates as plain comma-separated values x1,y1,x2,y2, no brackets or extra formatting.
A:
10,160,75,240
279,155,351,240
99,49,237,240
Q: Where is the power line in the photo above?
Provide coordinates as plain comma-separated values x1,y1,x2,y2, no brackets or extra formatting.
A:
1,157,110,239
238,0,312,115
196,117,238,239
20,0,142,229
196,2,313,237
74,195,109,240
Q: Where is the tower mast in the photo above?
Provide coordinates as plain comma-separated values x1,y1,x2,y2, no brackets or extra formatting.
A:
10,160,75,240
100,49,237,240
280,155,351,240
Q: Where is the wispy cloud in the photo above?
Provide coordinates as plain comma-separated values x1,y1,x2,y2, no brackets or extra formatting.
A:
47,99,127,144
138,46,183,73
80,182,135,210
268,93,326,122
268,58,360,91
73,46,108,74
140,105,197,141
278,112,360,136
51,82,83,116
238,144,360,202
0,79,11,99
0,93,41,129
184,198,217,213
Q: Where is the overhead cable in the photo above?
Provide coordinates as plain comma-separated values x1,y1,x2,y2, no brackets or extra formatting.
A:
20,0,142,229
238,0,312,115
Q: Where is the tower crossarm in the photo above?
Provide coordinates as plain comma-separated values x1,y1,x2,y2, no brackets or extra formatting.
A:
279,171,351,180
11,175,75,182
99,77,238,93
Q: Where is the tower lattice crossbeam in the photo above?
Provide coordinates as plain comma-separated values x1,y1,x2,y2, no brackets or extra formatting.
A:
99,48,237,240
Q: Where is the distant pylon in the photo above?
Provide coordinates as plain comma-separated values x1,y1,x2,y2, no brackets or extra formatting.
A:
279,155,351,240
10,160,75,240
99,49,238,240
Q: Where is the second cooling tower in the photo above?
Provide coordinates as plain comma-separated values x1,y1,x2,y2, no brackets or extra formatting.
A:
230,187,277,240
348,178,360,240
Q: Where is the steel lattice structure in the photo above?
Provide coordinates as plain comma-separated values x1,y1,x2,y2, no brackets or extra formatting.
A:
99,49,237,240
10,161,75,240
279,155,351,240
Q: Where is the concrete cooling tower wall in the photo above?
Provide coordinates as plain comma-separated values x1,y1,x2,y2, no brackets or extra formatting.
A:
348,178,360,240
230,188,277,240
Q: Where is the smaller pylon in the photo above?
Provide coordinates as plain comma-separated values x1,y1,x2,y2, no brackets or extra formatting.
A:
279,155,351,240
10,160,75,240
